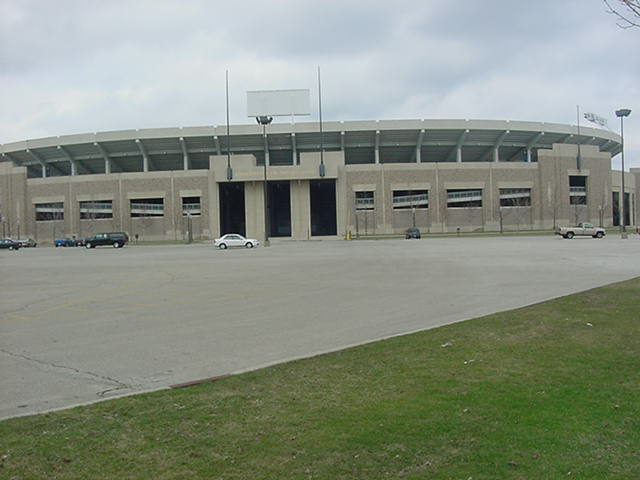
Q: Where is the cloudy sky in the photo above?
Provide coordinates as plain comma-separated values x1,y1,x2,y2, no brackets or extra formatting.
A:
1,0,638,168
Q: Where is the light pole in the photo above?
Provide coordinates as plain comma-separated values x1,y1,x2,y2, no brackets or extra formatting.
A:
615,108,631,239
256,115,273,246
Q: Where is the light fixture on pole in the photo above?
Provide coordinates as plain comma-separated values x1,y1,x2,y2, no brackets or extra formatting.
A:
256,115,273,247
226,70,233,180
615,108,631,239
317,66,325,178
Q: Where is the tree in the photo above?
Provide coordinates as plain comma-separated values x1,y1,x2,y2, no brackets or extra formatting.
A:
604,0,640,28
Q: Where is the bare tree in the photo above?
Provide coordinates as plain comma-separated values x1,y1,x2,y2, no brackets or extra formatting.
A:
596,186,608,228
573,203,581,226
604,0,640,28
546,175,562,231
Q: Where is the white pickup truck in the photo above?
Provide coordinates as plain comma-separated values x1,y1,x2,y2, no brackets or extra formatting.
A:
555,222,606,239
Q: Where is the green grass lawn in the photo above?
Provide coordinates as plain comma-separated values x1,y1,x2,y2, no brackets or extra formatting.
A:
2,279,639,479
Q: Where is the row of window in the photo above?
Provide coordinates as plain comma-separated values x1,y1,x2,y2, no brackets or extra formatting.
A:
34,197,201,221
356,188,532,210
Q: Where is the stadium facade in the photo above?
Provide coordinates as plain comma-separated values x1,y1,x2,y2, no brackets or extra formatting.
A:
0,119,637,242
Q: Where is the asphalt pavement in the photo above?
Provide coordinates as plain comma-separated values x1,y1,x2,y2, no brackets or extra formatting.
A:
1,235,639,420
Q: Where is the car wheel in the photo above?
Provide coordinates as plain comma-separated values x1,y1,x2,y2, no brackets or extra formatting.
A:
595,231,604,239
113,241,120,248
245,242,253,248
219,243,227,249
85,242,92,249
8,245,14,251
565,232,574,239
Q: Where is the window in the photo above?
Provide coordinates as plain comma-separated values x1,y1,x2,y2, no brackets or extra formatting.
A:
35,202,64,221
80,200,113,219
613,191,631,227
130,198,164,217
447,189,482,208
569,176,587,205
392,190,428,209
499,188,531,207
182,196,201,216
355,191,374,210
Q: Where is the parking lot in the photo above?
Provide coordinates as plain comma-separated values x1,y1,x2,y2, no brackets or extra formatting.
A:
1,235,640,419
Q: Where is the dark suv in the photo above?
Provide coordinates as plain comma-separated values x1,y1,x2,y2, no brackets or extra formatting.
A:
405,227,421,239
85,232,129,249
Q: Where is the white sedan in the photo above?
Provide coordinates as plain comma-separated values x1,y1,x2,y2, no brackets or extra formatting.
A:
214,233,260,249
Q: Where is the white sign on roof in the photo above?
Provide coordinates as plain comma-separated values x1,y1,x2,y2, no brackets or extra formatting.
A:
247,89,311,117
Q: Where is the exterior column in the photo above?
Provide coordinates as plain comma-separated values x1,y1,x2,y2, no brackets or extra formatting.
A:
290,180,310,239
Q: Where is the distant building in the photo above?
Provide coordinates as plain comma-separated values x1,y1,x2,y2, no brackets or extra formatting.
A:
0,119,637,241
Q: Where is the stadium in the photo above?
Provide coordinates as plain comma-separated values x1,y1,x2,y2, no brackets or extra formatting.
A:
0,118,637,242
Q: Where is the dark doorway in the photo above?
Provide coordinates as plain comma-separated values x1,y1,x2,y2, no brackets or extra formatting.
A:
268,181,291,237
219,182,245,236
310,179,337,236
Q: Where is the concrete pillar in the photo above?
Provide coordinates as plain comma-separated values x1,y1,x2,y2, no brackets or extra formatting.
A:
244,181,266,241
290,180,311,239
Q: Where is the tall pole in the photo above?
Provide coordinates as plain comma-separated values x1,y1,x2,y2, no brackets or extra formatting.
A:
256,116,273,246
263,123,269,246
620,115,626,238
318,66,325,177
576,105,582,170
615,108,631,239
226,70,232,180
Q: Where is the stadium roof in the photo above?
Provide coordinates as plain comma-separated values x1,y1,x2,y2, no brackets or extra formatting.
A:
0,119,621,178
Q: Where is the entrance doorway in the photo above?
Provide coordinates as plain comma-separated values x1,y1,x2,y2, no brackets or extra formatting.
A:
268,181,291,237
310,179,337,236
219,182,246,236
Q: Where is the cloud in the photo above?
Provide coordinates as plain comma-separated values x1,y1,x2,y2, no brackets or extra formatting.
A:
0,0,637,168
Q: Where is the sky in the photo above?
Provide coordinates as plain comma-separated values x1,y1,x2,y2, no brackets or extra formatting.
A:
0,0,638,169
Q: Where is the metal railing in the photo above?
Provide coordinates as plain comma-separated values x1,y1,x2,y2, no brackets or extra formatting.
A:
130,203,165,214
79,203,113,213
182,203,201,212
392,193,428,207
447,190,482,202
447,190,481,199
80,202,112,210
355,198,374,206
35,208,64,213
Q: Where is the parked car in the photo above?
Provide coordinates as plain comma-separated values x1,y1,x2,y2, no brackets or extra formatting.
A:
0,238,21,250
16,238,37,247
85,232,129,248
555,222,606,239
55,237,76,247
214,233,260,249
74,237,88,246
405,227,421,239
